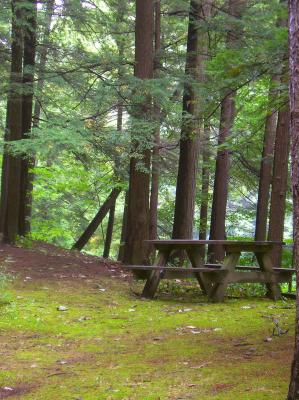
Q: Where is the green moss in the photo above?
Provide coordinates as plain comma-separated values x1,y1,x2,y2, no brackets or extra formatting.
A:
0,277,295,399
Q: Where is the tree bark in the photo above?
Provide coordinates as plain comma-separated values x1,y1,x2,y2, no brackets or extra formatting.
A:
267,105,290,265
118,190,128,262
172,0,203,240
199,125,211,258
33,0,55,127
149,0,161,242
208,0,245,262
208,94,235,262
123,0,154,266
287,1,299,398
103,201,116,259
197,1,212,259
1,0,24,244
72,188,121,251
19,0,37,236
255,77,279,241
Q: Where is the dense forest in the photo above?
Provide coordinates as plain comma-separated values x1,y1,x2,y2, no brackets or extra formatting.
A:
0,0,292,259
1,0,299,398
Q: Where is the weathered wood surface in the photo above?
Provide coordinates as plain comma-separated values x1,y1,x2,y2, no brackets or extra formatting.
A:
123,265,292,283
127,240,290,301
142,248,170,298
124,264,295,273
256,252,282,300
146,240,285,254
146,239,284,246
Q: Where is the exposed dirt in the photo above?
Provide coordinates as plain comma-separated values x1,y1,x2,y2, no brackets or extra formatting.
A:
0,241,129,282
0,385,33,399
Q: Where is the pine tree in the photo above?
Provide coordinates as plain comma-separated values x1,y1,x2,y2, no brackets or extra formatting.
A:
123,0,154,265
287,0,299,398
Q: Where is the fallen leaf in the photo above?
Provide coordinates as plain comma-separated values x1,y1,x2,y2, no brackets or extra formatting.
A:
57,306,68,311
264,337,273,342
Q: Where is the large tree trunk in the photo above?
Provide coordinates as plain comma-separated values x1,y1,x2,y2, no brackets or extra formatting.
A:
197,1,212,259
149,0,161,242
208,95,235,262
123,0,154,266
33,0,55,127
172,1,203,240
118,190,129,262
199,125,211,258
208,0,245,262
19,0,37,236
72,188,121,251
267,105,290,265
255,77,279,241
103,201,116,259
1,0,24,244
287,1,299,398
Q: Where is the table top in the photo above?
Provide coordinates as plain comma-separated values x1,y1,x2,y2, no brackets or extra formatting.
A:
145,240,284,246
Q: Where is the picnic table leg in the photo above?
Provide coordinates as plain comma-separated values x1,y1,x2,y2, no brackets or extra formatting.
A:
186,248,212,295
255,252,282,300
209,252,240,302
142,249,170,299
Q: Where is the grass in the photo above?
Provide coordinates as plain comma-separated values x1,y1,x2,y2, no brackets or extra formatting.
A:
0,274,295,399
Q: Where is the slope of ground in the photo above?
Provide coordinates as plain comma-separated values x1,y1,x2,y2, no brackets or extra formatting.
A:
0,242,295,399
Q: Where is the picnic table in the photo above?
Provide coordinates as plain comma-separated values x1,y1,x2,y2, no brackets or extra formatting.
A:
123,240,295,302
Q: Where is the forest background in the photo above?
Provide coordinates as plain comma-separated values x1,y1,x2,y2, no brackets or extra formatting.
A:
0,0,291,263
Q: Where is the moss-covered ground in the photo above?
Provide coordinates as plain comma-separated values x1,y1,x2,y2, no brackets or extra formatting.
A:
0,246,295,399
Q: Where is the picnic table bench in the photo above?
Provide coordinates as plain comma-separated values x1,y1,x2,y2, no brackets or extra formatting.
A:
123,240,295,302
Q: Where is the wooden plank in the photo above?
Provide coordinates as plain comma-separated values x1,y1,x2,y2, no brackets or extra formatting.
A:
123,265,221,273
225,271,293,284
145,240,284,246
184,247,212,295
256,252,282,300
124,266,292,282
162,270,227,280
205,264,295,273
141,248,170,299
224,244,277,253
209,252,241,302
273,268,295,273
123,265,295,275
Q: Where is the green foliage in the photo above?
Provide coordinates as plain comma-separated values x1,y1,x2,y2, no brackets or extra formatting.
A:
0,0,293,255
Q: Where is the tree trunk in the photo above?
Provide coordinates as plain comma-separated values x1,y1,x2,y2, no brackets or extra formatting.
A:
208,95,235,262
199,125,211,258
118,190,129,262
197,1,212,259
103,202,116,259
267,105,290,265
287,1,299,398
19,0,37,236
267,5,290,267
208,0,245,262
255,77,279,241
0,101,11,234
33,0,55,127
16,0,55,235
172,0,203,240
1,0,24,244
149,0,161,242
123,0,153,266
72,188,121,251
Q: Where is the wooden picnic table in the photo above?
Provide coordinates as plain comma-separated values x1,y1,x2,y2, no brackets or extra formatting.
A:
123,240,294,302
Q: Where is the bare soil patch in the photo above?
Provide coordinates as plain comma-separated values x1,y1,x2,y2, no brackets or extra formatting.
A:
0,241,128,282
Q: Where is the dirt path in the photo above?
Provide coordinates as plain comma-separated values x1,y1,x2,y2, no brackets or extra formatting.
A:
0,241,128,282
